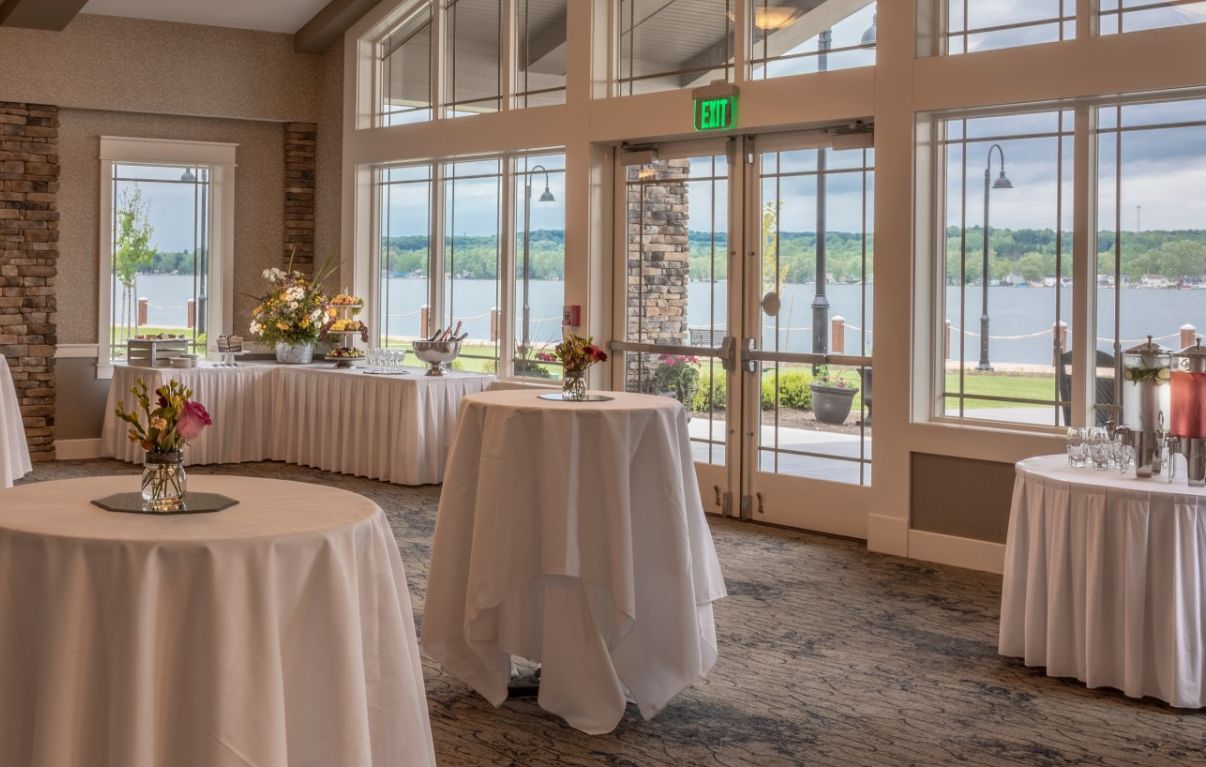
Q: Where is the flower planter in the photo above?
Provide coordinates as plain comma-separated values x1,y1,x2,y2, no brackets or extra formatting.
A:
810,382,859,425
858,368,873,426
275,341,314,365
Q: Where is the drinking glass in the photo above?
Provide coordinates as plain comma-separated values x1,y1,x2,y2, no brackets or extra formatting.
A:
1113,439,1135,475
1089,430,1112,470
1066,427,1087,467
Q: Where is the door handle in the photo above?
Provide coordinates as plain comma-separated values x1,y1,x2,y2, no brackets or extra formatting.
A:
718,336,736,373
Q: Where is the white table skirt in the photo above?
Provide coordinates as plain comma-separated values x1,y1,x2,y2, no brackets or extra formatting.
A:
0,356,31,487
999,454,1206,707
424,390,727,734
0,475,435,766
101,363,493,485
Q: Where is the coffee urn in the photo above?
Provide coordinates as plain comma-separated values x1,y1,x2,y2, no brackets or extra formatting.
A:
1172,336,1206,486
1120,336,1173,476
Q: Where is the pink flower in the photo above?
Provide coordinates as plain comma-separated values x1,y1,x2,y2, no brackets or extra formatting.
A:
175,400,212,441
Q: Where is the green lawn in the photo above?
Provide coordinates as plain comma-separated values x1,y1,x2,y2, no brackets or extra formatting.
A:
946,371,1057,408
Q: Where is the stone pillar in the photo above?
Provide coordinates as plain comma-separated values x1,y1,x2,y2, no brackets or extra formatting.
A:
0,102,58,461
284,122,316,272
626,160,690,392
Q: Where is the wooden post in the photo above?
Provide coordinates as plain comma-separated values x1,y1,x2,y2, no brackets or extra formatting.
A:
1054,321,1068,366
420,305,430,339
1181,323,1197,350
186,298,196,330
944,319,951,360
137,297,148,326
490,307,499,343
831,315,845,354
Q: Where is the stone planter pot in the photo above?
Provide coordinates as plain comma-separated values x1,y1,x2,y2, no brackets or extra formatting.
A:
810,382,858,425
858,368,873,426
275,341,314,365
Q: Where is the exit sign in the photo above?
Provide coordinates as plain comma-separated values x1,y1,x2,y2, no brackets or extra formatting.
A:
694,95,736,132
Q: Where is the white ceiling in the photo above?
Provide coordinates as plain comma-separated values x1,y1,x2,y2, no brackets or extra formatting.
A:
80,0,332,34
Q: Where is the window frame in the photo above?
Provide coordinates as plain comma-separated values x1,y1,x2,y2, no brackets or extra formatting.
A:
96,137,236,379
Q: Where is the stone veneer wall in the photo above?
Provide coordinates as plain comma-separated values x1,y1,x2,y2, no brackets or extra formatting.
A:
284,122,316,271
0,102,58,460
626,160,690,391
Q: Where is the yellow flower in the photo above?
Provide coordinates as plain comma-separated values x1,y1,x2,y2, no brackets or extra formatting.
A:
150,416,167,431
276,321,289,331
300,318,310,328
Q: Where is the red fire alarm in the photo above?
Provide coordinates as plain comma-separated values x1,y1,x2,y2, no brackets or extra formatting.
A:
562,305,581,326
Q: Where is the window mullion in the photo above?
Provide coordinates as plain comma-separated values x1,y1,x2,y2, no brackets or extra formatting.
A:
1077,0,1098,39
501,0,515,110
1071,104,1097,428
500,157,517,376
431,0,446,120
430,162,446,333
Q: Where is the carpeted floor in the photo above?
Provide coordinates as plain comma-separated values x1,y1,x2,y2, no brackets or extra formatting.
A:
19,460,1206,766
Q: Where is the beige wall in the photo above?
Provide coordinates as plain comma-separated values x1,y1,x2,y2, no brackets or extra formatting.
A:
0,15,321,123
57,109,287,344
0,14,348,445
909,454,1015,544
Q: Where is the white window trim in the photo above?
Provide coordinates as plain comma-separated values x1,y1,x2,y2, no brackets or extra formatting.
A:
97,136,237,378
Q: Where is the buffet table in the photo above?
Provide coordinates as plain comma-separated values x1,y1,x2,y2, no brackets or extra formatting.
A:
101,363,493,485
424,390,726,734
0,475,436,766
0,356,30,488
1000,454,1206,707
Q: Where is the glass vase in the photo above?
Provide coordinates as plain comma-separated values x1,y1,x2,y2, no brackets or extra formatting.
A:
142,450,187,512
562,370,587,401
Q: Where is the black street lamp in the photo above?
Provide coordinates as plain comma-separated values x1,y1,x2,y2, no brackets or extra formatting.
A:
521,164,555,351
811,30,832,364
978,143,1013,371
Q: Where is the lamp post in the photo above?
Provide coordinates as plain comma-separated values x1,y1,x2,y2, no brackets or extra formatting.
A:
521,164,555,352
811,29,832,365
979,143,1013,371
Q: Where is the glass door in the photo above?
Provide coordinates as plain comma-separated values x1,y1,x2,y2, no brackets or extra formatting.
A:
611,131,875,536
612,138,741,515
741,132,874,537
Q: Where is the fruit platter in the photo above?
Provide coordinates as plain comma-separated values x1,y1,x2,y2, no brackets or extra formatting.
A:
321,290,369,368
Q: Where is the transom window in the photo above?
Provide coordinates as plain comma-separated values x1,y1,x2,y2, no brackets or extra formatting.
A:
375,0,566,127
749,0,877,79
944,0,1075,54
1099,1,1206,34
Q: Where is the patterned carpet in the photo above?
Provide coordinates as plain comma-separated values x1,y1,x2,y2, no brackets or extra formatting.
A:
19,460,1206,767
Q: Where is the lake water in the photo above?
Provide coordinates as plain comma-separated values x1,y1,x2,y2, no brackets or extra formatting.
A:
134,274,1206,364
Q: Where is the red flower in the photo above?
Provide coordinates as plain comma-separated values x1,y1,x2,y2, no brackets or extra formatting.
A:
588,345,608,363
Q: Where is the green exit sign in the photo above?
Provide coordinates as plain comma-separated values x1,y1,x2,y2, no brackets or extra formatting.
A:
694,95,736,132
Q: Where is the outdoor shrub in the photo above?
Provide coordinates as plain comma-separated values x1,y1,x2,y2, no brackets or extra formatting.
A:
692,366,727,411
654,354,701,405
761,369,812,410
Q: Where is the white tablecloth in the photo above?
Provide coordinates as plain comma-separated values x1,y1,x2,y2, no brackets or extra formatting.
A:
0,356,31,487
1000,454,1206,707
101,363,493,485
424,390,726,734
0,475,435,767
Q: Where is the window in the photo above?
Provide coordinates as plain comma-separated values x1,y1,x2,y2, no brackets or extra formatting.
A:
513,153,566,379
373,0,564,126
516,0,567,107
376,164,432,346
1100,1,1206,34
749,0,877,79
444,0,502,117
373,151,566,377
617,0,734,95
98,138,235,368
945,0,1074,54
937,110,1074,426
379,5,433,126
1095,97,1206,421
444,158,502,368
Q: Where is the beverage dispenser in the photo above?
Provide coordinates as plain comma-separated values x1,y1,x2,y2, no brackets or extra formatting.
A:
1120,336,1172,476
1172,336,1206,486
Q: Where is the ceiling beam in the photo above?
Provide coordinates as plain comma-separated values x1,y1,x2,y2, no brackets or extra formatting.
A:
0,0,89,31
295,0,382,54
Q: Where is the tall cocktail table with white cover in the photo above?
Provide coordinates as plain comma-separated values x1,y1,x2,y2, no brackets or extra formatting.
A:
424,389,727,734
0,475,436,766
0,356,31,487
1000,454,1206,707
101,363,493,484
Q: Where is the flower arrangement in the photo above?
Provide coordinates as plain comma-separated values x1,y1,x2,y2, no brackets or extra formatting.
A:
552,333,608,374
114,379,213,454
812,365,856,389
655,353,701,405
248,254,341,347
